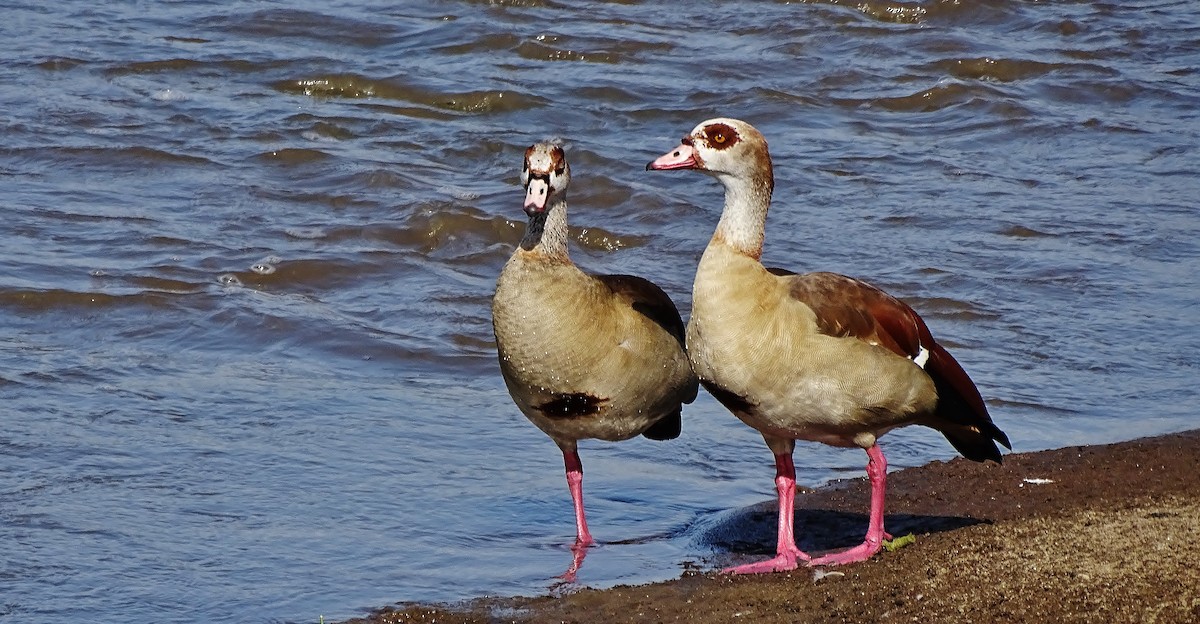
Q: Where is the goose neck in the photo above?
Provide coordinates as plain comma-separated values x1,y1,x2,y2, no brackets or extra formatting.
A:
519,199,571,261
711,170,772,260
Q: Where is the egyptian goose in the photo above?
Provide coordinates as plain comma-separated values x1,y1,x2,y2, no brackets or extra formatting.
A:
647,118,1009,573
493,143,699,573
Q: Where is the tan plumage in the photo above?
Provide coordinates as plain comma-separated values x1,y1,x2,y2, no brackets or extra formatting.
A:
493,143,697,570
648,118,1008,573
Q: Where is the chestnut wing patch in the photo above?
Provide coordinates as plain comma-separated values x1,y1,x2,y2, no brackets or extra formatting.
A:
776,270,922,360
775,269,1011,458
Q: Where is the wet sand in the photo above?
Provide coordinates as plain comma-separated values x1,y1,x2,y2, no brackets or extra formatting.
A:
346,429,1200,624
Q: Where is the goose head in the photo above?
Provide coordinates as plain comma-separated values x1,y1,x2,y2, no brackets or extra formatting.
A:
646,118,771,178
646,117,773,197
521,143,571,216
647,118,775,257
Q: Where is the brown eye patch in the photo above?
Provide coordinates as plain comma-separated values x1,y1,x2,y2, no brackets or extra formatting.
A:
549,145,567,175
702,123,739,150
549,145,566,173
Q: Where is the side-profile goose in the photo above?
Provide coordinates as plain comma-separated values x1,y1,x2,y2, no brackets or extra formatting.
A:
493,143,699,569
647,118,1009,573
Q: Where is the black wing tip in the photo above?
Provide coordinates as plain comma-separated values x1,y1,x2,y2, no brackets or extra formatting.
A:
942,422,1012,464
641,408,682,441
993,425,1013,451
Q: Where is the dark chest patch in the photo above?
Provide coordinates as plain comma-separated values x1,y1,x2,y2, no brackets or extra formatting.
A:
700,380,756,416
537,393,606,419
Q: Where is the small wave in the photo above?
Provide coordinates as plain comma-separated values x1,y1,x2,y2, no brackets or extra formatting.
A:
930,57,1116,83
14,145,216,171
987,397,1078,415
125,275,207,293
284,227,328,240
1001,225,1055,238
442,187,481,201
105,58,206,75
103,57,286,77
806,0,1032,25
414,203,651,254
34,57,87,71
803,0,931,24
456,0,555,6
202,8,402,48
419,87,542,115
274,74,546,114
0,288,174,312
302,121,356,141
515,40,620,64
400,206,519,252
254,148,332,165
846,81,1003,113
573,85,642,104
281,76,379,99
903,296,1000,322
218,257,386,292
248,184,382,210
359,102,460,122
573,226,648,252
152,88,188,102
434,33,521,56
162,35,210,44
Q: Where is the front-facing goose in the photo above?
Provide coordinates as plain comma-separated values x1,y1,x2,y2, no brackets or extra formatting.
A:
493,143,698,574
647,118,1009,573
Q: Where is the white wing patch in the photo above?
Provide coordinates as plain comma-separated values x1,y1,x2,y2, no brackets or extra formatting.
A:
912,345,930,369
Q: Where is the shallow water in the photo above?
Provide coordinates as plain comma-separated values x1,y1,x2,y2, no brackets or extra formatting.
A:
2,0,1198,622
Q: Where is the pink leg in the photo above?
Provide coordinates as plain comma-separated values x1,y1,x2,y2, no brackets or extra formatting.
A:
810,444,889,566
563,450,594,548
724,453,811,574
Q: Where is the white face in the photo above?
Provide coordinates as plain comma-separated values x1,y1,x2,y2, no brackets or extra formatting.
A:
521,143,571,212
646,117,763,178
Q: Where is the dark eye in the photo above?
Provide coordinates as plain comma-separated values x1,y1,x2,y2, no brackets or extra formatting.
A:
554,166,565,175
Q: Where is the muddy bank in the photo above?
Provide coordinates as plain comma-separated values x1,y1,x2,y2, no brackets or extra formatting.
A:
346,429,1200,624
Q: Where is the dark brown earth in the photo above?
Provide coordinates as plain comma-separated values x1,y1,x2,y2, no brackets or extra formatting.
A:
344,430,1200,624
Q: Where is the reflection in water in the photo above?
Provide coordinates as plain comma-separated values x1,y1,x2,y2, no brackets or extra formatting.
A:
558,543,590,585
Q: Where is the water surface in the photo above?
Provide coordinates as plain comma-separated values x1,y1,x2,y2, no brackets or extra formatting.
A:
2,1,1198,622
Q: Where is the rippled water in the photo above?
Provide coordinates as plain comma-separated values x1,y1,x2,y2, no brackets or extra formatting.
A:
2,1,1198,622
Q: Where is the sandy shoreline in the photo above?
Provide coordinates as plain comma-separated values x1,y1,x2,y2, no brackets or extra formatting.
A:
344,429,1200,623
